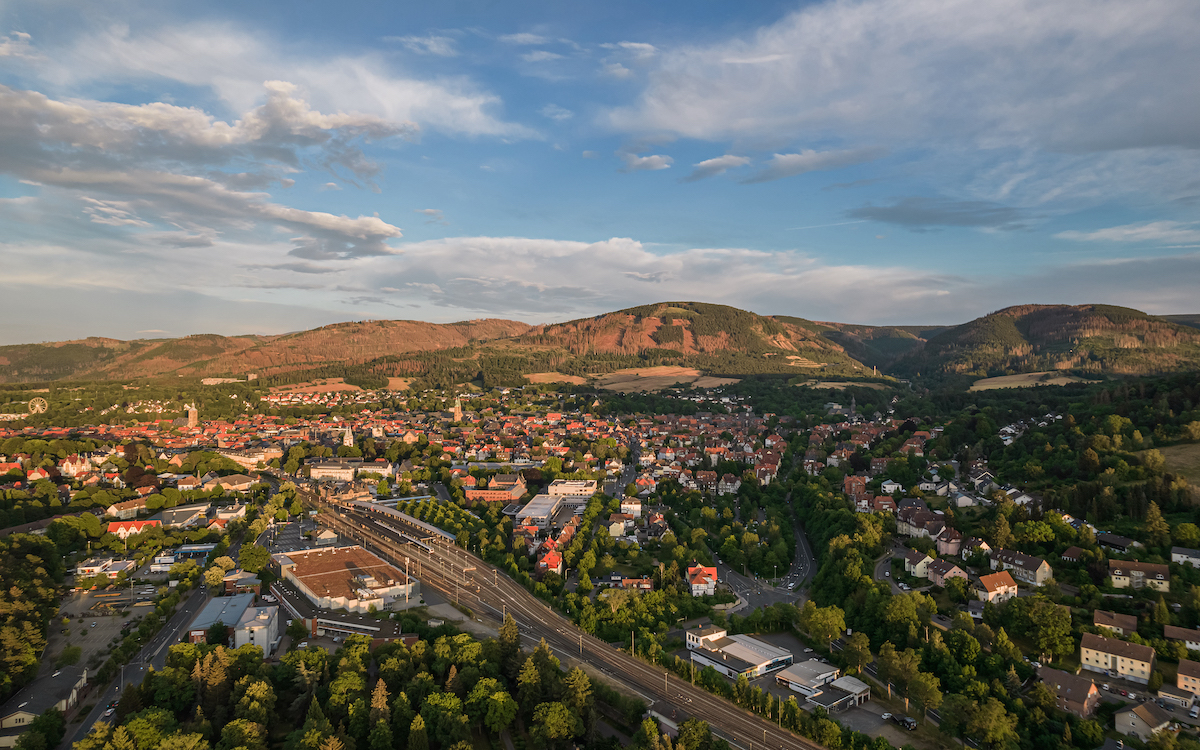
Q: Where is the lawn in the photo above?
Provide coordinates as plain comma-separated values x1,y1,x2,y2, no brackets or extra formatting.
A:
1157,443,1200,483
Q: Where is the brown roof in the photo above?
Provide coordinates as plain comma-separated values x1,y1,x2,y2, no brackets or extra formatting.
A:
1038,666,1097,708
1080,632,1155,664
1128,701,1172,729
1108,559,1169,579
1177,658,1200,680
979,571,1016,592
284,545,408,601
1094,610,1138,632
1164,625,1200,642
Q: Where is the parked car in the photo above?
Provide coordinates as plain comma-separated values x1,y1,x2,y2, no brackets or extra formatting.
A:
103,708,115,717
1120,689,1128,697
887,714,917,730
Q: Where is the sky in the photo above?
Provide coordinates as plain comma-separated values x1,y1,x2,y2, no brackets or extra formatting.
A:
2,0,1200,345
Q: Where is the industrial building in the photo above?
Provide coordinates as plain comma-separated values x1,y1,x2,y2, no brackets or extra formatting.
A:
233,605,280,653
186,593,257,643
515,494,563,530
685,626,793,679
775,659,840,697
273,545,419,614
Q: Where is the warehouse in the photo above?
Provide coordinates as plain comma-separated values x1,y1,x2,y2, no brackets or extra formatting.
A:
274,545,419,614
685,626,793,679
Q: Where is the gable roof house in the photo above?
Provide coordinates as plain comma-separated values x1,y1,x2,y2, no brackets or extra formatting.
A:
977,571,1018,603
1163,625,1200,652
1116,702,1172,740
901,548,932,579
1080,633,1156,685
1094,610,1138,637
926,558,968,587
990,549,1053,586
1038,666,1101,718
1109,559,1170,592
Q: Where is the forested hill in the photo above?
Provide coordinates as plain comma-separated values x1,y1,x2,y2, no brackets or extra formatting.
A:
3,301,1200,385
0,319,531,383
890,304,1200,378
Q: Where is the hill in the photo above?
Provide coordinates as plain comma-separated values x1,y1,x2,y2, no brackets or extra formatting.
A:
0,319,531,383
891,304,1200,378
3,302,1198,387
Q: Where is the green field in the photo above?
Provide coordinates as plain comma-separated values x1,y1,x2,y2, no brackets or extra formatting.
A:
1159,443,1200,483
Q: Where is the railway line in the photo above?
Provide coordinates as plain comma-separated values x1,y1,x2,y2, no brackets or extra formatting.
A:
307,490,823,750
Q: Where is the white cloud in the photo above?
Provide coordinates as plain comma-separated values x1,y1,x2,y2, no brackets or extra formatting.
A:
499,33,550,45
742,148,886,184
415,208,448,225
601,41,658,60
581,151,600,159
602,63,633,79
50,22,533,139
681,155,751,182
0,30,34,58
1056,221,1200,244
618,152,673,172
540,104,573,122
386,34,458,57
611,0,1200,151
522,50,563,63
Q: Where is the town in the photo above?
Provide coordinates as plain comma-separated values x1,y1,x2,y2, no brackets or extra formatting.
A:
0,373,1199,750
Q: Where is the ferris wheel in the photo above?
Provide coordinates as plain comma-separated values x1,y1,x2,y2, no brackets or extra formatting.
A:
28,397,48,414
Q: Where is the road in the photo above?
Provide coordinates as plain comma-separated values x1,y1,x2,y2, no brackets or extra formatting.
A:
314,492,825,750
63,536,245,750
63,585,208,749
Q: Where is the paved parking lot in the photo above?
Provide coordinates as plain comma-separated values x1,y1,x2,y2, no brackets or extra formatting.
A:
259,521,326,553
49,591,135,673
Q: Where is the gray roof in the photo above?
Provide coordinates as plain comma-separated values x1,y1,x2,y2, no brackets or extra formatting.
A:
188,593,256,632
0,665,86,720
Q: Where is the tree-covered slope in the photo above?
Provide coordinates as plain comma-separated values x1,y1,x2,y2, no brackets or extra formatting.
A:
892,304,1200,378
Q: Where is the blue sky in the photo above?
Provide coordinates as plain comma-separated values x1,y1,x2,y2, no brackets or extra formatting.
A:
2,0,1199,344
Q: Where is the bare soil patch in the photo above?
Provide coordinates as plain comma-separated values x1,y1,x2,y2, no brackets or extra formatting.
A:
1158,443,1200,484
969,371,1094,391
597,366,740,392
796,380,889,390
269,378,363,394
525,372,587,385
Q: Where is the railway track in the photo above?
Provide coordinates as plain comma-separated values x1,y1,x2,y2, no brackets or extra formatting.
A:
307,491,824,750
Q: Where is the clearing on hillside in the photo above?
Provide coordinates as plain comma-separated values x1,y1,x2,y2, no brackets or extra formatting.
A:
386,377,412,390
269,378,362,394
969,371,1095,391
795,380,889,390
597,366,740,392
1158,444,1200,484
525,372,588,385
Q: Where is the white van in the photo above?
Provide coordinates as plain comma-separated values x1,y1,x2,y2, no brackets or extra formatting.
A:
1190,705,1199,719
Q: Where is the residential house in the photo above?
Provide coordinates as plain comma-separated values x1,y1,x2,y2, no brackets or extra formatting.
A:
1038,666,1101,718
1177,659,1200,698
880,479,902,494
620,577,654,591
687,564,718,597
717,473,742,495
936,528,963,557
537,551,563,577
1164,625,1200,652
990,549,1053,586
1116,702,1171,740
1094,610,1138,637
1109,559,1170,592
901,548,932,579
1098,534,1141,554
107,520,162,540
620,499,643,518
1061,546,1084,563
927,558,968,587
108,498,146,520
0,666,88,748
1080,633,1156,685
962,537,991,559
607,513,635,537
1173,547,1200,567
977,571,1018,603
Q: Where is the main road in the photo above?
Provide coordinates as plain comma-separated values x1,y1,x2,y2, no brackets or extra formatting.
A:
314,492,823,750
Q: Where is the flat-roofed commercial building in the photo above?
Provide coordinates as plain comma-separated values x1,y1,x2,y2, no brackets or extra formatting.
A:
186,593,257,643
516,494,562,530
685,626,793,679
234,605,279,653
275,545,419,614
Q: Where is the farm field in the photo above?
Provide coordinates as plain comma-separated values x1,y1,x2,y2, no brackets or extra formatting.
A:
385,377,413,390
596,366,740,392
969,371,1094,391
269,378,362,394
524,372,587,385
795,380,889,390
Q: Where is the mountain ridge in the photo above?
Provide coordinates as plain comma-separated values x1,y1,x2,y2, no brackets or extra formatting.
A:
2,302,1198,385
